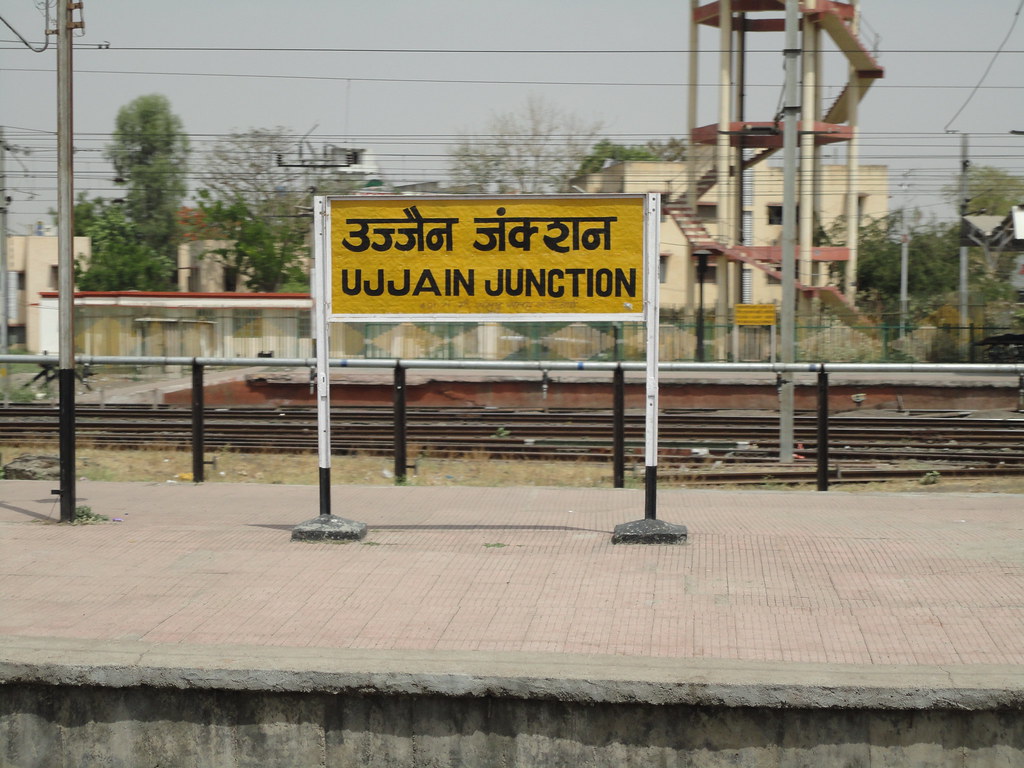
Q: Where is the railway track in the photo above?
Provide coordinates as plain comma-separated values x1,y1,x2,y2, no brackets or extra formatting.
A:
1,403,1022,485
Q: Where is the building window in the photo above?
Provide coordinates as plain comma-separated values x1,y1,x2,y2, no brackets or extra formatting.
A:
297,309,311,339
233,308,263,339
659,254,669,284
767,205,783,226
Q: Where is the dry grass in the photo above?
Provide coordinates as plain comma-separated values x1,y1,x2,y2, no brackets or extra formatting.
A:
3,443,1024,494
2,444,623,488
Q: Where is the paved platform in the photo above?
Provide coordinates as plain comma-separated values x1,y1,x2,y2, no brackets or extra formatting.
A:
4,479,1024,765
2,479,1022,677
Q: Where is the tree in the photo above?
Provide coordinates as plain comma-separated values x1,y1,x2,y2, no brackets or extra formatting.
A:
193,192,308,293
824,213,960,318
191,127,372,291
68,192,113,237
945,165,1024,219
577,140,658,176
576,137,690,176
645,137,689,162
199,127,366,219
74,206,174,291
106,94,189,265
448,96,603,193
943,164,1024,286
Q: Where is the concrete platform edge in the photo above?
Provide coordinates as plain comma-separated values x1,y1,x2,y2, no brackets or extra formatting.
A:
3,636,1023,712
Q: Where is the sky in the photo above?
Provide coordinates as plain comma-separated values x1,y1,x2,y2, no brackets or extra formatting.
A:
2,0,1023,235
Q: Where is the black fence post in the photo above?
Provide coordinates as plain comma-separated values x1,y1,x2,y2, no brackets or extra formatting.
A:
57,368,76,522
613,364,625,488
816,366,829,492
192,361,205,483
394,362,407,484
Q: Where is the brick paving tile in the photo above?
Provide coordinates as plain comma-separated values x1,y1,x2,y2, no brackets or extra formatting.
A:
1,480,1022,668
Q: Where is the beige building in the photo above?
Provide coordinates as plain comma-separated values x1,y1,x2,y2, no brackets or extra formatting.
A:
572,160,888,315
5,234,91,353
3,236,238,353
176,240,235,293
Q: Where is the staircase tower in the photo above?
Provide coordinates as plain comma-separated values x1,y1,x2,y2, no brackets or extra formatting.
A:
670,0,884,325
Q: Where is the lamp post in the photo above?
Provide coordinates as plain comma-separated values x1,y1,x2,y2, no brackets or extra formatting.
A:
695,250,710,361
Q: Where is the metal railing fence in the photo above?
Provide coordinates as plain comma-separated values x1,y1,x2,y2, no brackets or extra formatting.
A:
3,354,1023,493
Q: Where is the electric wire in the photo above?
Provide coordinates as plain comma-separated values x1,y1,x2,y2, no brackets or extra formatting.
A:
943,0,1024,131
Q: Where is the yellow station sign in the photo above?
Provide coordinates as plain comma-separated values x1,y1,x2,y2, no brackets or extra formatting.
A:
734,303,778,326
328,196,647,318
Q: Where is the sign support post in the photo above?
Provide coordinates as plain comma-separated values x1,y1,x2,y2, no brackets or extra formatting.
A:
612,195,687,544
292,197,368,542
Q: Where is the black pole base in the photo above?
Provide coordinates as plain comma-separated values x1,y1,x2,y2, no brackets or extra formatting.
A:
291,515,368,542
611,518,688,545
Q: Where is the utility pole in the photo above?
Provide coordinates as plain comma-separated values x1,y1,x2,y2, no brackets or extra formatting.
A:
56,2,84,523
1,127,9,404
899,227,909,337
778,0,800,463
958,133,970,325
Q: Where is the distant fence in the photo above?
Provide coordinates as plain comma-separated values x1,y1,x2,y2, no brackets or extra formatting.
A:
69,304,1024,364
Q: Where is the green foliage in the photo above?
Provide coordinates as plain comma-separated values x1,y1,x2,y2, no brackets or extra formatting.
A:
74,206,174,291
945,165,1024,217
578,139,659,175
195,192,309,293
107,94,189,263
73,505,109,524
70,192,114,237
824,213,959,317
191,126,376,293
577,137,690,176
645,137,688,162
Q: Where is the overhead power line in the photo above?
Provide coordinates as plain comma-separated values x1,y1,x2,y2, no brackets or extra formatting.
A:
944,0,1024,130
7,66,1024,90
3,41,1023,54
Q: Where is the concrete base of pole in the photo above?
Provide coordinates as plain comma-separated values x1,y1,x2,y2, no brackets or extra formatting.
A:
611,518,688,545
291,515,368,542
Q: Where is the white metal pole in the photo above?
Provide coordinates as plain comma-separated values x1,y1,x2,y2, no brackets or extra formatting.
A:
292,197,366,540
643,193,661,519
313,196,332,517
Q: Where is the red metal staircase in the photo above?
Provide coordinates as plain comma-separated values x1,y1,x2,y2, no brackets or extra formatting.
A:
677,1,883,322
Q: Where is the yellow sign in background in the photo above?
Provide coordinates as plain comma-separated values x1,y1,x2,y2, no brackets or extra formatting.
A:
329,196,646,317
734,303,778,326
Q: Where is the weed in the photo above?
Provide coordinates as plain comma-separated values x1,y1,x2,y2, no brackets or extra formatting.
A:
920,470,941,485
483,542,507,548
73,505,109,524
